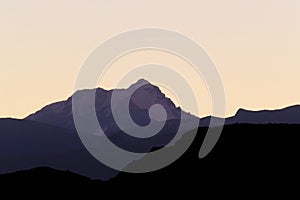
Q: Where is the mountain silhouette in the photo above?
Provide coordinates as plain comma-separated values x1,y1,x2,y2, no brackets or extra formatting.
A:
26,79,194,131
0,80,198,180
1,79,300,182
226,105,300,124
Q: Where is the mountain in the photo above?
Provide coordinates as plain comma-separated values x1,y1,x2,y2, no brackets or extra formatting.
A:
25,79,199,153
0,80,198,180
26,79,194,131
1,79,300,181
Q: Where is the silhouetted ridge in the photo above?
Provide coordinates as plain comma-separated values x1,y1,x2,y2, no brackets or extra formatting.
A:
227,105,300,124
26,79,194,131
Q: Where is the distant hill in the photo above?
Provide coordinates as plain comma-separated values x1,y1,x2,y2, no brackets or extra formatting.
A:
227,105,300,124
200,105,300,127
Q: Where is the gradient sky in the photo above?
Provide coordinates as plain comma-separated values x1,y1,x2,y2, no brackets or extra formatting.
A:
1,0,299,118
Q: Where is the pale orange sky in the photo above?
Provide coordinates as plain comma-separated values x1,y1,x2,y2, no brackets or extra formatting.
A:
0,0,299,118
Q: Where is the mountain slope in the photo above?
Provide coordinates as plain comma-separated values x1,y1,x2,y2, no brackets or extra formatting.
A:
0,118,117,180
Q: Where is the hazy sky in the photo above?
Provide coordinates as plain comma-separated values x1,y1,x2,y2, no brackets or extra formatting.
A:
1,0,299,118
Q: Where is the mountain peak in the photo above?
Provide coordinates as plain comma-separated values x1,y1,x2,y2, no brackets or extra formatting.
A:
129,79,151,88
136,78,150,84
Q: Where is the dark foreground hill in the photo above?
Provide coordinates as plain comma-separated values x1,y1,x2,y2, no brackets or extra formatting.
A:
1,124,300,192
